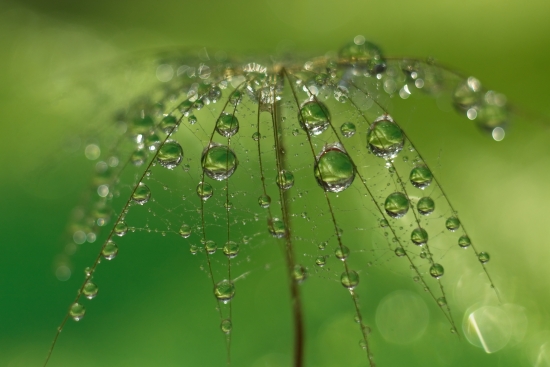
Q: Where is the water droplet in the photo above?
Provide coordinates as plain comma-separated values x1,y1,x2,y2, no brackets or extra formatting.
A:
145,133,161,151
314,144,355,193
366,115,404,159
229,90,243,105
258,194,271,208
83,281,98,300
157,140,183,169
159,115,177,133
84,267,92,278
220,319,232,334
338,39,386,74
201,144,238,180
268,218,286,238
478,252,490,263
114,221,128,237
340,122,356,138
179,224,191,238
458,235,471,249
445,216,460,232
206,240,217,254
187,114,197,125
429,263,444,278
293,265,307,283
196,182,213,200
132,115,154,135
216,112,239,137
223,241,239,258
190,245,198,254
335,246,350,260
341,270,360,289
384,192,409,218
379,218,389,227
298,100,330,136
252,132,260,141
394,247,406,257
409,165,433,189
214,279,235,303
132,183,151,205
131,149,147,166
437,297,447,306
102,240,118,260
476,102,509,134
453,77,482,112
70,302,86,321
276,170,294,190
318,241,327,250
315,255,326,267
417,197,435,215
411,228,428,245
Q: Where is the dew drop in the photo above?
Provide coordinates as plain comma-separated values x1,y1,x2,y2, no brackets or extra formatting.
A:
214,279,235,303
318,241,327,250
258,194,271,208
268,218,286,238
394,247,406,257
196,181,213,201
453,77,482,112
437,297,447,306
223,241,239,258
366,115,404,159
298,100,330,136
252,132,260,141
131,149,147,166
315,255,326,267
341,270,360,289
132,115,154,135
132,183,151,205
201,144,238,180
478,252,490,263
445,216,461,232
102,240,118,260
429,263,444,278
384,192,409,218
216,112,239,137
276,170,294,190
314,144,355,193
379,218,389,227
458,235,471,249
145,133,161,151
83,281,98,300
70,302,86,321
188,115,197,125
220,319,232,334
293,265,307,283
190,245,198,254
157,140,183,169
417,197,435,215
179,224,192,238
340,122,356,138
335,246,350,260
339,39,386,74
205,240,217,254
114,221,128,237
409,165,433,189
159,115,177,133
229,90,243,105
476,102,508,133
411,228,428,245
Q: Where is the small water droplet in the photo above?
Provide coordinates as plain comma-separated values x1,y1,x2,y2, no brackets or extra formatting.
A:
394,247,406,257
159,115,177,133
318,241,327,250
314,144,355,193
131,149,147,166
196,182,213,201
293,265,307,283
157,140,183,169
216,112,239,137
114,221,128,237
429,263,444,278
132,183,151,205
366,115,404,159
417,197,435,215
298,100,330,136
409,165,433,189
411,228,428,245
188,115,197,125
379,218,389,227
201,143,238,180
214,279,235,303
102,240,118,260
83,281,98,300
384,192,409,218
315,255,326,267
220,319,232,334
335,246,350,260
268,218,286,238
190,245,198,254
458,235,471,249
453,77,482,112
258,194,271,208
341,270,359,289
437,297,447,306
340,122,356,138
223,241,239,258
179,224,192,238
445,216,460,232
205,240,217,254
252,132,260,141
69,302,86,321
276,170,294,190
132,115,154,135
478,252,490,263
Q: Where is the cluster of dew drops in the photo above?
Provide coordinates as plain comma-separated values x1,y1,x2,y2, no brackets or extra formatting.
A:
68,36,501,325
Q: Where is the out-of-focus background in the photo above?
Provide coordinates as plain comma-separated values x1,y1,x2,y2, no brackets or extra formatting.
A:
2,0,550,366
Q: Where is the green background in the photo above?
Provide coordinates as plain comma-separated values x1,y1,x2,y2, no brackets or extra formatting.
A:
1,0,550,366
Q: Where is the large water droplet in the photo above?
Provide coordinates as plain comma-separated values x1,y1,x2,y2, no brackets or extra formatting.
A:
367,115,404,159
453,77,482,112
196,181,213,200
276,170,294,190
335,245,350,260
132,183,151,205
314,144,355,193
411,228,428,245
83,281,98,300
157,140,183,169
223,241,239,258
216,112,239,137
70,302,86,321
429,263,444,278
268,218,286,238
409,165,433,189
201,144,238,180
102,240,118,260
179,224,191,238
445,216,460,232
417,197,435,215
298,100,330,136
214,279,235,303
384,192,409,218
341,270,360,289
